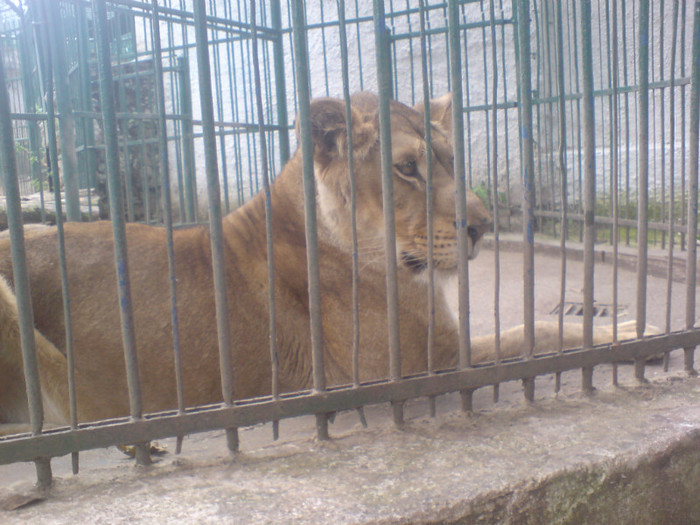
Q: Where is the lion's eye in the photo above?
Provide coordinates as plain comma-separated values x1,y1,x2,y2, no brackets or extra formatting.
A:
396,159,419,179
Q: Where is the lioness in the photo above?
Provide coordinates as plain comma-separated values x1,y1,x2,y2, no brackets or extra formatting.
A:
0,94,635,432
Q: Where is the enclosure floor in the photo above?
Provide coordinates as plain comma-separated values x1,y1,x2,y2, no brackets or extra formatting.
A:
2,242,700,524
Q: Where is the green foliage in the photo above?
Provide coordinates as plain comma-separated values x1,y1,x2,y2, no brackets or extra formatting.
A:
472,181,507,209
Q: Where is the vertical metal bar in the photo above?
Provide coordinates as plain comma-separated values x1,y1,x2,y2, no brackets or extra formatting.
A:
418,0,437,416
76,4,97,220
336,0,366,428
516,0,535,402
270,0,290,166
447,0,474,411
39,12,80,475
665,0,680,369
580,0,596,393
635,0,650,382
489,0,502,404
498,0,513,231
17,23,45,222
207,2,229,215
373,0,404,426
555,0,568,393
151,0,185,453
461,3,474,189
178,56,197,223
290,0,330,440
684,0,700,374
193,0,239,452
114,41,136,223
251,0,280,441
611,0,622,385
0,33,52,490
43,0,81,221
659,1,667,251
681,0,688,253
92,0,150,466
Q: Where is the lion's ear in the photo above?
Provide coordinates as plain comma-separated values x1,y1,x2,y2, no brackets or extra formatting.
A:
414,93,453,137
299,98,377,167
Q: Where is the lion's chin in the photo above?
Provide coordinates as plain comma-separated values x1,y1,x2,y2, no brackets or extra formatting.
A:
467,241,481,260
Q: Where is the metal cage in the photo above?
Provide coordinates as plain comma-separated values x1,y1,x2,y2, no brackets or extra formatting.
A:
0,0,699,489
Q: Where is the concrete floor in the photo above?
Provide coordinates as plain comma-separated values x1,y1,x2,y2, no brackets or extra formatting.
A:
1,239,699,524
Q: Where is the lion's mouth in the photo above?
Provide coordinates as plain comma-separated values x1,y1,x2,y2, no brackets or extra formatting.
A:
401,252,428,273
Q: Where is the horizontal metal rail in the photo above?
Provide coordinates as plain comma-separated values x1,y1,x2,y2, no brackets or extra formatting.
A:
2,328,699,466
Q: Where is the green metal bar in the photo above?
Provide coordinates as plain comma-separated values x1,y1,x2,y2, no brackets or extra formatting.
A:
580,0,597,392
418,0,437,416
207,1,230,214
515,0,534,347
17,19,45,222
92,0,149,466
177,56,197,222
635,0,650,382
76,4,97,219
3,328,699,467
664,0,680,371
337,0,360,382
291,0,330,441
515,0,535,402
250,0,280,440
271,0,290,165
150,0,186,452
554,0,568,393
684,0,700,373
447,0,471,369
0,26,52,489
337,0,367,429
374,0,404,427
39,7,81,475
44,0,81,221
193,0,239,453
610,0,621,384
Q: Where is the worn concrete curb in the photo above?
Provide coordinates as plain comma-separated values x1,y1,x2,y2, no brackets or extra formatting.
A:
2,369,699,524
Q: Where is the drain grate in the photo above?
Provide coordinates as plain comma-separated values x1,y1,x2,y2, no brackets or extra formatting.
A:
550,301,627,318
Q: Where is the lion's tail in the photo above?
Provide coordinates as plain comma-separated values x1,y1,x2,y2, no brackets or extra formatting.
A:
0,276,70,428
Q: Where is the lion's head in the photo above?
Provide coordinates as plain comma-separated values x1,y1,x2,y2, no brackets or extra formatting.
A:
303,93,491,274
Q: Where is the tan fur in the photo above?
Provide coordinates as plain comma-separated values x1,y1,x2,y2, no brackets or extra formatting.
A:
0,95,637,432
